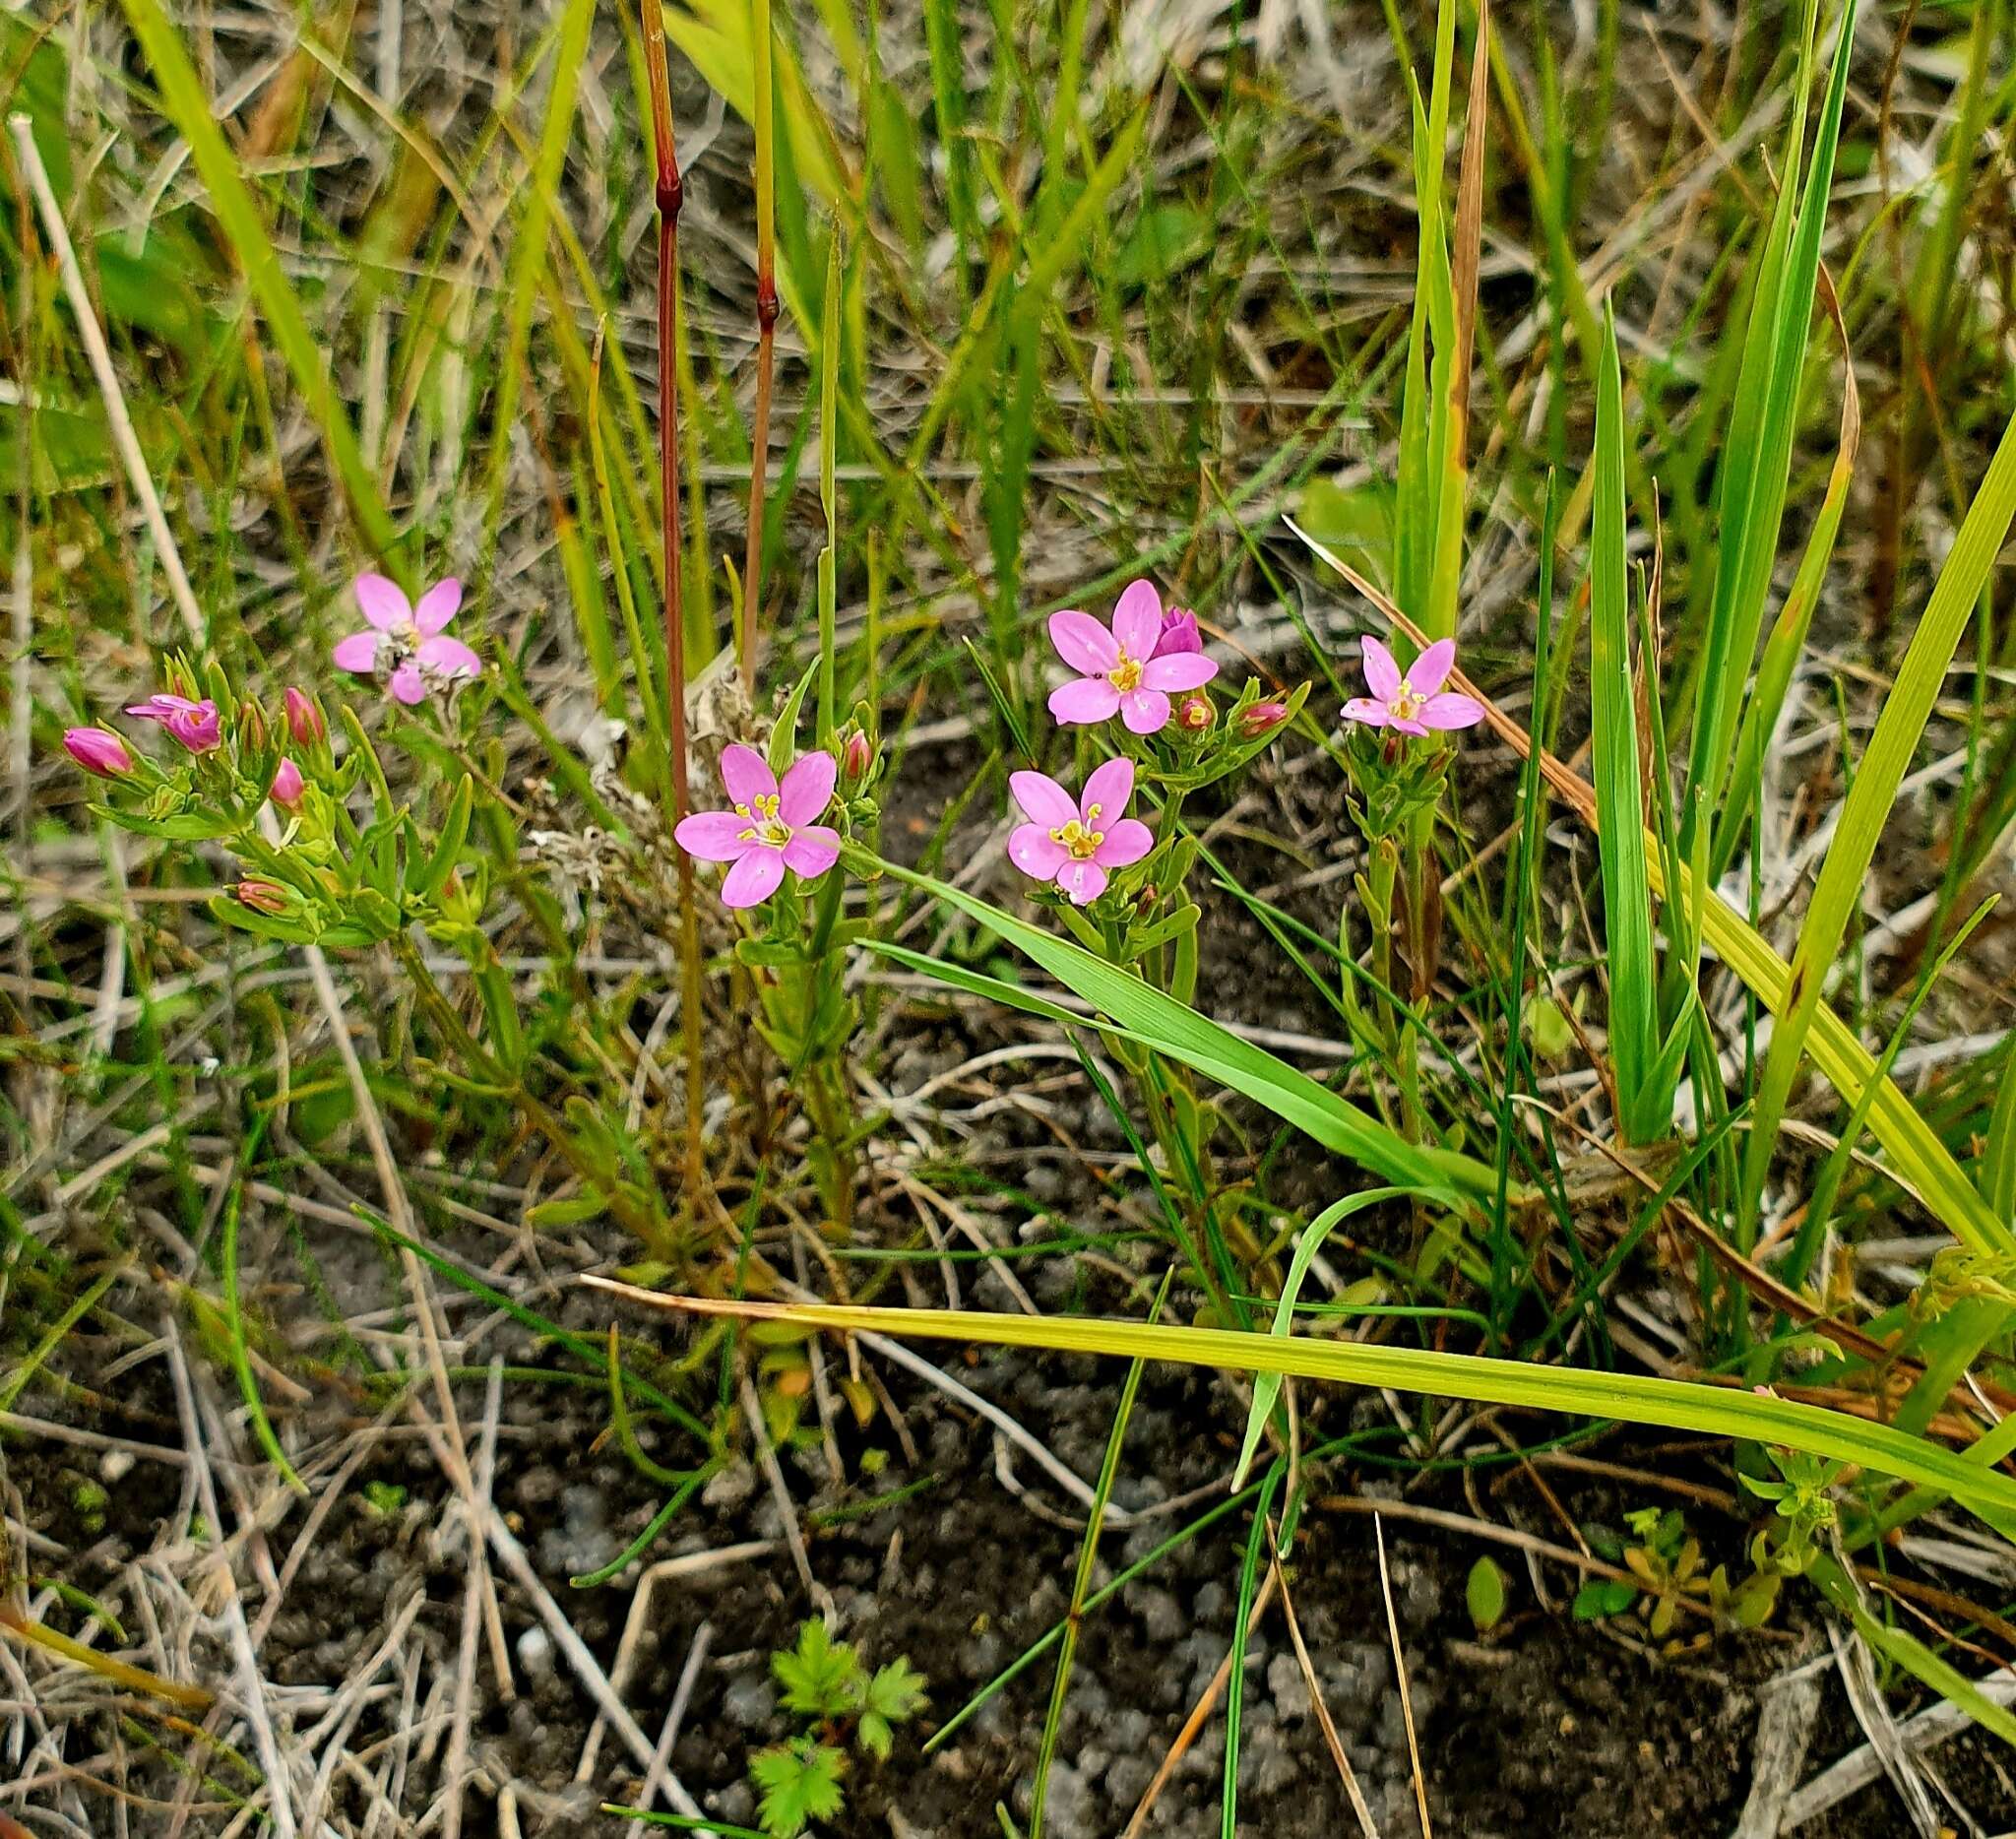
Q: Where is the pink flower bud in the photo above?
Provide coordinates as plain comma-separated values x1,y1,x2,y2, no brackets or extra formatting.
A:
271,759,305,809
1153,607,1203,658
838,724,875,793
63,727,134,778
235,879,290,917
284,687,324,747
1237,700,1290,739
1176,692,1215,732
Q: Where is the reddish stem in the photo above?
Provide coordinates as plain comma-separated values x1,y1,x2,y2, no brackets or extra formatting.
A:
639,0,706,1187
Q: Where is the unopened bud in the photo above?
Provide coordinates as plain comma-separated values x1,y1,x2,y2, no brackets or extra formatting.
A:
1176,692,1215,732
63,727,134,778
284,687,325,747
271,759,305,809
235,879,290,917
838,723,876,793
1238,700,1290,739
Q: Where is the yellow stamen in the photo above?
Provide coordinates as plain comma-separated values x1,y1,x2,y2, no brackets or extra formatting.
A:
1389,679,1425,722
1109,652,1144,693
1048,819,1105,860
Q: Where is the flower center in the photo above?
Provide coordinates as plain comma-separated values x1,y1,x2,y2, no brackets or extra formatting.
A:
1048,812,1105,860
1109,652,1144,693
734,793,793,849
1389,679,1425,722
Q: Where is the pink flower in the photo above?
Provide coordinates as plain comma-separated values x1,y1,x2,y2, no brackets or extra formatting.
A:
1047,580,1218,734
1342,637,1482,736
125,693,221,753
63,727,134,777
673,744,842,909
284,687,324,746
1008,756,1154,906
271,759,305,808
1237,700,1290,738
334,574,480,705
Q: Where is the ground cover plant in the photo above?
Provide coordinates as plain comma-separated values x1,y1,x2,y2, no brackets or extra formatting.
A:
13,0,2016,1832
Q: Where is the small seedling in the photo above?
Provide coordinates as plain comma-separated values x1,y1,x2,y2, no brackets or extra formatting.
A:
747,1618,927,1838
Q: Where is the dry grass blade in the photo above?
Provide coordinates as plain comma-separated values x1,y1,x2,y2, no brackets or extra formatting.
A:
1375,1515,1434,1839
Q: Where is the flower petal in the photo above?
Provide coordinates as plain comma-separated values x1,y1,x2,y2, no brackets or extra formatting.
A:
1048,676,1121,726
1361,635,1401,701
332,630,382,673
1054,859,1109,906
1010,769,1078,829
355,573,411,631
721,743,779,808
1109,579,1163,659
1049,610,1120,675
1410,637,1456,696
1094,817,1153,869
1419,691,1485,730
1119,687,1172,734
779,750,838,825
1391,716,1429,737
389,662,427,704
675,810,753,861
1342,697,1390,728
1009,823,1069,880
782,825,841,879
417,634,481,677
721,845,788,908
1140,652,1218,692
412,578,464,634
1080,755,1135,823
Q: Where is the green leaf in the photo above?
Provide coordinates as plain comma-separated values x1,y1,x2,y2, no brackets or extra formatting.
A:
773,1618,863,1720
1466,1556,1508,1631
861,1656,927,1755
749,1740,848,1839
1572,1579,1637,1620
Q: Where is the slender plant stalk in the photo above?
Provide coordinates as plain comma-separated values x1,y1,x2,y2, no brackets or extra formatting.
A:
739,0,779,697
638,0,706,1188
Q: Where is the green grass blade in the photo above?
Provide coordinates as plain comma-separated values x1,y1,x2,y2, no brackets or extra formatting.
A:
1231,1189,1406,1488
1589,307,1660,1142
115,0,398,563
636,1292,2016,1540
857,852,1499,1204
1740,401,2016,1247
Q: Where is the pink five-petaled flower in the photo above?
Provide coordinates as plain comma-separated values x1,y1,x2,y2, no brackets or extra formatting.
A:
334,575,481,706
1343,638,1483,737
63,728,134,778
674,744,842,910
1008,756,1154,906
125,693,221,753
1048,580,1218,735
271,759,305,809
